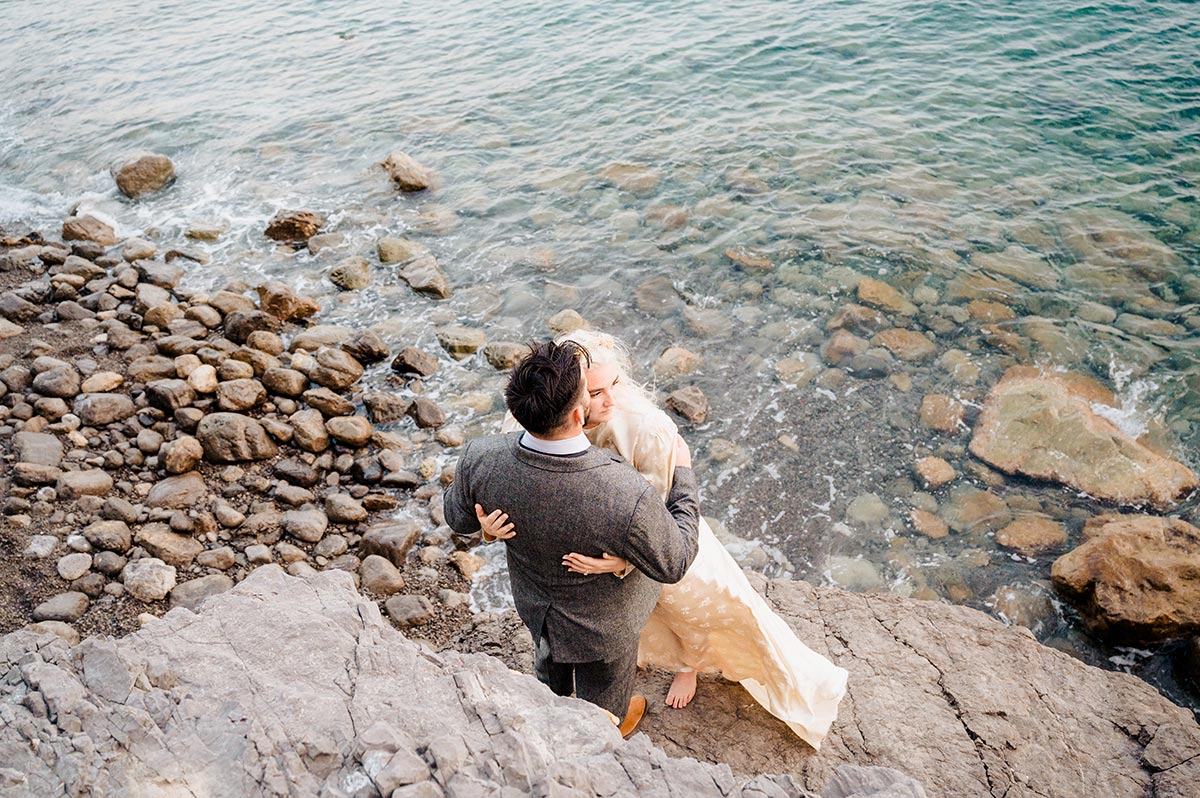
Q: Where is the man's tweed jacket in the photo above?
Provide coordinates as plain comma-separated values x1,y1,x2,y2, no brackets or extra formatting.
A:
444,432,700,663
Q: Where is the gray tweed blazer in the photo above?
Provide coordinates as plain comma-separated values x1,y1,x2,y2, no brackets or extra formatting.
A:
443,431,700,663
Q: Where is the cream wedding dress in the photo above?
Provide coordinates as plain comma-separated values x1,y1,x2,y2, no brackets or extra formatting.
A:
502,402,848,749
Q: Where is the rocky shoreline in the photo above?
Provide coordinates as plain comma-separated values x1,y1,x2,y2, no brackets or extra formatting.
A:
0,160,494,653
3,152,1200,795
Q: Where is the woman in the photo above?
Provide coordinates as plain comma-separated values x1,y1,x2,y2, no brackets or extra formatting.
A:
479,330,848,749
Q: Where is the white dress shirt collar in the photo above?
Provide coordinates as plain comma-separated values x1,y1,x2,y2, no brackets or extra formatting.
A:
519,431,591,456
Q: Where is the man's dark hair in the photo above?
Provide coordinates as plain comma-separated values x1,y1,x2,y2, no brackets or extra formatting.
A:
505,340,592,435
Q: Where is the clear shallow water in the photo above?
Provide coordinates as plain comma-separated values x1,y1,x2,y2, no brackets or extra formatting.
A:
2,1,1199,710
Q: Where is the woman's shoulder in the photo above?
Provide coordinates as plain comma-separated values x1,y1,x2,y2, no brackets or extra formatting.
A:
614,401,676,442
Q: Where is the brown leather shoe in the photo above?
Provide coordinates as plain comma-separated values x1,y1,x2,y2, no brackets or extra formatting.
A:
618,694,647,739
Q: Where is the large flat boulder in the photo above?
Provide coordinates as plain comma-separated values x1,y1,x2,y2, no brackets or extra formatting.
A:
1052,513,1200,641
0,567,824,798
459,577,1200,798
969,367,1198,508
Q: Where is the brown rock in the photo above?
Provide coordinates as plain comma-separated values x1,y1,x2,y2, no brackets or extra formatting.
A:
303,387,354,417
83,520,132,552
112,152,175,198
408,397,446,428
909,509,949,539
217,378,266,412
309,347,363,390
290,408,331,453
326,494,368,524
326,415,373,447
665,386,708,424
162,436,204,474
223,310,281,345
653,347,701,379
995,516,1067,554
919,394,965,434
145,379,195,413
328,257,371,291
483,341,531,370
146,472,207,509
970,368,1198,507
263,368,308,397
872,329,937,362
62,215,118,246
827,304,891,335
256,281,320,321
363,392,411,425
342,330,390,364
391,346,440,378
857,277,917,315
360,555,406,596
377,237,427,264
967,300,1017,323
599,162,660,196
820,329,870,367
1052,514,1200,641
136,522,204,567
57,469,113,499
196,413,279,462
723,247,773,272
380,151,433,191
74,393,135,426
436,326,486,360
360,520,422,566
264,210,325,242
914,457,956,489
940,486,1010,535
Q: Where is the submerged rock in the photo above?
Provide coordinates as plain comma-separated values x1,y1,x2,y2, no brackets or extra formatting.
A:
1052,513,1200,641
970,367,1198,507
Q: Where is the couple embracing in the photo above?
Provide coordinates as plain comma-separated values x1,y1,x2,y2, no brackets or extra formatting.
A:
444,331,847,745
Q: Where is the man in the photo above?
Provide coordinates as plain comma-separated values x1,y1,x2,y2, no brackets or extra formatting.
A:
443,340,700,737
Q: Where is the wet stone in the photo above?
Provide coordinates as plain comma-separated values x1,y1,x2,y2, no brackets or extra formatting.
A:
264,210,326,243
408,397,446,429
909,509,950,539
914,457,956,489
665,386,708,424
996,516,1068,554
436,326,486,360
391,347,440,378
363,392,411,425
342,330,390,364
920,394,966,434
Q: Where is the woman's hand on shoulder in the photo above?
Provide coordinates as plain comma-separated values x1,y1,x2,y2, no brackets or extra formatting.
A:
562,552,630,576
475,504,516,541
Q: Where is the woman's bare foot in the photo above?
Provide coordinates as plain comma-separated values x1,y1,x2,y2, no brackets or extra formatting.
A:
665,671,697,709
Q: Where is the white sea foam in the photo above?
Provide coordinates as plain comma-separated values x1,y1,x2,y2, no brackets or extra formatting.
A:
1091,360,1162,440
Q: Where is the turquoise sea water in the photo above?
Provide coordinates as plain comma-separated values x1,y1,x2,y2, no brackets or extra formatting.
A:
2,1,1199,710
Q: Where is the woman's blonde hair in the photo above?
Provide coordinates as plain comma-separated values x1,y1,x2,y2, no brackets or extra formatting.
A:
554,329,659,417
